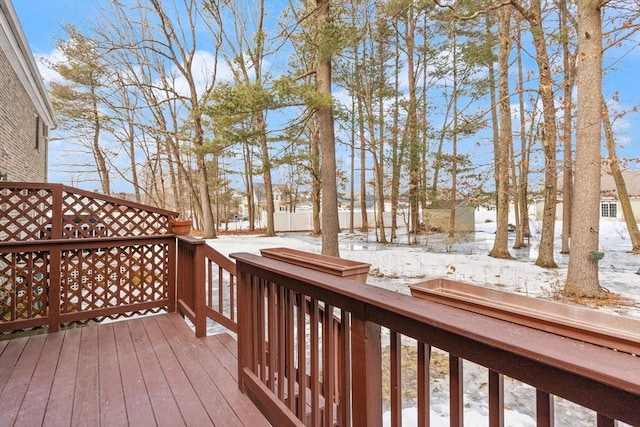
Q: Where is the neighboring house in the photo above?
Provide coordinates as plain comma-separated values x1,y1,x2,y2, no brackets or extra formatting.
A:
533,170,640,222
0,0,56,182
237,183,288,218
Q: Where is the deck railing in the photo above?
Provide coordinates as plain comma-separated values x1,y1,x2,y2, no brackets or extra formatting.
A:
175,236,237,337
0,183,177,333
230,252,640,427
3,182,640,426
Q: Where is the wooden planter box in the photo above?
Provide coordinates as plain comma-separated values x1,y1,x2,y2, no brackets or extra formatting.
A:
260,247,370,283
409,278,640,355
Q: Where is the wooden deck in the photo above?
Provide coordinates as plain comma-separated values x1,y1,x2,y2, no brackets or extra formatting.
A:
0,313,270,427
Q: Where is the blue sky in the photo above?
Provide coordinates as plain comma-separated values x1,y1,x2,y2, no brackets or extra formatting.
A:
10,0,640,191
13,1,101,50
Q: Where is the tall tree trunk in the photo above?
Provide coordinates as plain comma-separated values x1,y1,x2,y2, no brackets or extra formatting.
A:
375,32,387,243
349,92,356,235
602,95,640,253
512,14,525,249
405,4,420,242
519,95,536,242
489,4,513,260
529,0,558,268
311,120,322,236
242,141,256,231
372,152,387,243
148,0,217,238
251,2,274,236
565,0,603,297
90,90,110,195
448,24,458,238
560,0,575,254
316,0,340,256
257,113,275,236
485,12,500,229
127,119,140,203
418,13,430,241
356,46,369,232
193,113,216,238
390,26,402,242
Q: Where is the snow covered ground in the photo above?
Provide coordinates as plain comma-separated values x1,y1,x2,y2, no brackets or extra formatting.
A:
210,220,640,318
205,219,639,426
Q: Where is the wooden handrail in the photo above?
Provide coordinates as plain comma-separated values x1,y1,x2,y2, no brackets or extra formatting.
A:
231,251,640,427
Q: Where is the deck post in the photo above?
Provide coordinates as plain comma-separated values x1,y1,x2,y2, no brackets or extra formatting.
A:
50,184,63,238
193,241,206,337
236,265,252,394
350,301,382,427
48,185,64,332
167,238,176,313
47,247,61,333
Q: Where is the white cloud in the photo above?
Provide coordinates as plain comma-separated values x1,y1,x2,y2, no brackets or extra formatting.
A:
35,48,65,85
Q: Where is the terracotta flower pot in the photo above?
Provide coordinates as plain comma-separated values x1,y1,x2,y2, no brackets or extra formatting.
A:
171,219,192,236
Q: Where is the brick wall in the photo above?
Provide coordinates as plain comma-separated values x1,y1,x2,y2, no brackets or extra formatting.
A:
0,47,47,183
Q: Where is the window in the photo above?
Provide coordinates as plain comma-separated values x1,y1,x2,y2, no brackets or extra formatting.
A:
601,202,617,218
34,116,40,149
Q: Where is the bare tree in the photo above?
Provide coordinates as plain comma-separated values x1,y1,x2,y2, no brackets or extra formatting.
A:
602,95,640,254
146,0,220,238
511,0,559,268
489,4,513,259
559,0,577,254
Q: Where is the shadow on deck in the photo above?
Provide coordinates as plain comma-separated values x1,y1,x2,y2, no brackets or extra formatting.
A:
0,313,268,427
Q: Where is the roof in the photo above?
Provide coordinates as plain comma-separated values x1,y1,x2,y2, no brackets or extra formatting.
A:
0,0,56,127
601,170,640,198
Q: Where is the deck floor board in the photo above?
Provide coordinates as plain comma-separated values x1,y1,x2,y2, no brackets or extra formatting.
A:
0,313,270,427
14,331,64,427
97,323,128,426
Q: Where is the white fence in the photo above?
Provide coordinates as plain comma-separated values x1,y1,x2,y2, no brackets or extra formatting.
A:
264,210,396,232
265,209,476,233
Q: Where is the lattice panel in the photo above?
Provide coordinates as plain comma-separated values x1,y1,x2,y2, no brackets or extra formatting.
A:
60,244,169,317
0,252,49,322
62,191,171,237
1,184,174,242
0,187,53,242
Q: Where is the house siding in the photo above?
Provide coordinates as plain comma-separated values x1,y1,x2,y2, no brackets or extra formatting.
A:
0,46,47,182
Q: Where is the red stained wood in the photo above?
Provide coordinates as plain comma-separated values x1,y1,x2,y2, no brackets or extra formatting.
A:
0,337,27,392
13,332,64,427
72,326,100,426
113,319,157,426
43,328,82,426
0,313,269,427
0,334,46,425
96,324,128,426
127,318,184,427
